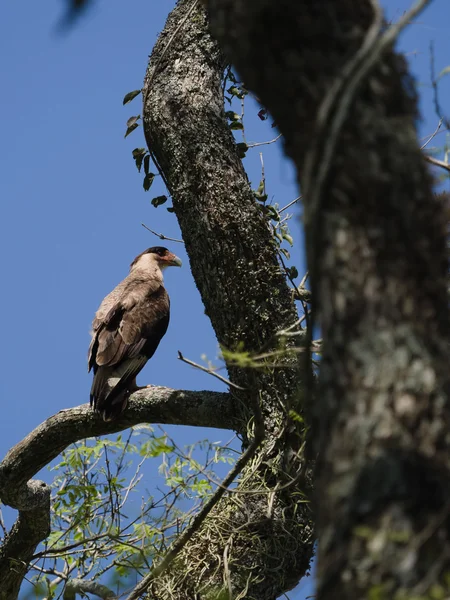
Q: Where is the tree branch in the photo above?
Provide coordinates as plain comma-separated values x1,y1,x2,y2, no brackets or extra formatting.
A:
63,578,115,600
0,386,233,504
0,386,232,600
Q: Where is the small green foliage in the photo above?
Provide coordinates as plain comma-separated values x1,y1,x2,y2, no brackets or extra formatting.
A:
143,153,150,175
224,110,239,121
143,172,155,191
227,70,238,84
221,346,256,368
261,205,279,220
227,85,246,100
132,147,147,172
282,231,293,246
123,89,142,105
286,266,298,280
288,409,304,424
225,110,243,130
125,122,140,138
236,142,248,158
151,194,168,207
139,435,175,458
126,115,140,127
438,65,450,80
31,427,234,598
254,179,268,202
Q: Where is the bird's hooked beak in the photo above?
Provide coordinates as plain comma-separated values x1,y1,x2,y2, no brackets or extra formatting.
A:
169,254,182,267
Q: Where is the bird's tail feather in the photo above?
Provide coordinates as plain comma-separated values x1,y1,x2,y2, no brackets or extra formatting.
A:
90,356,147,420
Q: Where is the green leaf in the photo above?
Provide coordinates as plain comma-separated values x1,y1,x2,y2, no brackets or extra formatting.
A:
143,154,150,175
282,232,294,246
123,89,142,105
225,111,240,122
287,266,299,279
254,179,266,200
227,85,246,99
143,173,155,191
236,142,248,158
289,409,304,423
265,205,279,220
132,148,147,172
125,122,139,138
229,121,244,130
438,66,450,80
126,115,140,127
166,206,175,213
151,194,168,207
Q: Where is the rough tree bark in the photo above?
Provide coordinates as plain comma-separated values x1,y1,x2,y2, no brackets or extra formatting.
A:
142,1,314,598
207,0,450,599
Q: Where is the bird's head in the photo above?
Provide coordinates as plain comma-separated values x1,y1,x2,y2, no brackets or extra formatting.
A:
130,247,182,271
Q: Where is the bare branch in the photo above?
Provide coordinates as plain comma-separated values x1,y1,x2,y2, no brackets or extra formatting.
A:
420,119,443,149
141,222,184,243
63,578,115,600
425,154,450,173
247,133,282,148
177,351,246,390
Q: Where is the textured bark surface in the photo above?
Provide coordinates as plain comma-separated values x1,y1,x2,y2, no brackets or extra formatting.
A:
0,502,50,600
208,1,450,599
0,386,231,599
142,1,313,598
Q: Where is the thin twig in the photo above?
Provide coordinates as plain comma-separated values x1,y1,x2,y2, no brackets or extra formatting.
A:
177,351,246,390
420,119,442,149
247,134,282,148
279,196,301,214
425,155,450,173
142,223,184,244
259,152,266,199
430,41,450,130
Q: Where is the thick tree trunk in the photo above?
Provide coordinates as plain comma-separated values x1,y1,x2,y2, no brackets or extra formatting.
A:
208,1,450,599
142,1,314,598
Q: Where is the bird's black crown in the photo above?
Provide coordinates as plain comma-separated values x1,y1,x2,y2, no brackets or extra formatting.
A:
130,247,170,268
147,247,169,256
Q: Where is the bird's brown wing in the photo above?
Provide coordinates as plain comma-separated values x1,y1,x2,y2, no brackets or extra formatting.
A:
89,280,170,414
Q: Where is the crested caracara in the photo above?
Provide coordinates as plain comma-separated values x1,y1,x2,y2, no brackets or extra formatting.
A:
88,246,182,421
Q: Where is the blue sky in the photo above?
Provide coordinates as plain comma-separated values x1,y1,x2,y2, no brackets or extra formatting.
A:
0,1,449,599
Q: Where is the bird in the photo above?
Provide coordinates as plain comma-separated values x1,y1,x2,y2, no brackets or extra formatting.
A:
88,246,182,421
